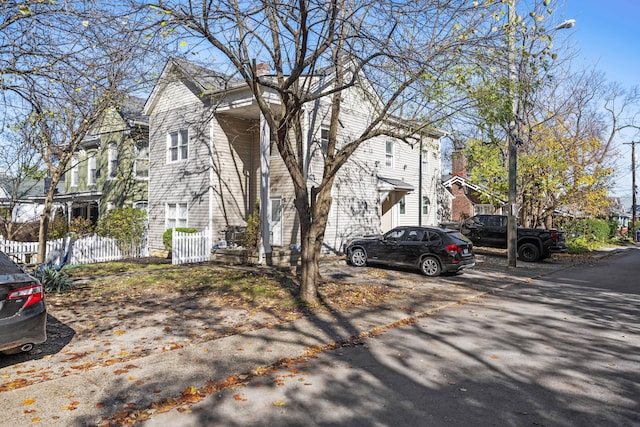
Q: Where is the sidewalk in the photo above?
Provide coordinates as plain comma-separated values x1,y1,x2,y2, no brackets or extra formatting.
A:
0,253,610,426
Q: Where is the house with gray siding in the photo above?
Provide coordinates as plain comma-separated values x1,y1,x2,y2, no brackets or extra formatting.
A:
143,59,444,260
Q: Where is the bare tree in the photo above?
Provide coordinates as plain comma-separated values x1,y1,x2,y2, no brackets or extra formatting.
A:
139,0,498,303
0,1,163,262
0,132,43,240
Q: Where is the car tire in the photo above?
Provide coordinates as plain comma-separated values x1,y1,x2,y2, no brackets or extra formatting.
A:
518,243,540,262
348,248,367,267
420,256,441,277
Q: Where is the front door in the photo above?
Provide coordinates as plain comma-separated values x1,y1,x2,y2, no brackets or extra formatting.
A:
269,198,282,247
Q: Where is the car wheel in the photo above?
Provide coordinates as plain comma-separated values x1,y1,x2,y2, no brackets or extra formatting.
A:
420,256,441,277
518,243,540,262
349,248,367,267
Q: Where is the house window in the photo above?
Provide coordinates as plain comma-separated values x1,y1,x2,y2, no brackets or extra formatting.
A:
399,196,406,215
133,201,148,212
135,141,149,179
87,153,96,186
422,196,430,216
320,126,329,154
166,202,188,228
108,142,118,179
70,156,79,187
475,204,493,215
168,129,188,162
385,140,394,168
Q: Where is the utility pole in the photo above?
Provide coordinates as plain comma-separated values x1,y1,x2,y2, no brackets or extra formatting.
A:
624,141,637,242
506,0,518,268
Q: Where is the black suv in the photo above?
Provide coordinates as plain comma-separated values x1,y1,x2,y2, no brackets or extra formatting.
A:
346,226,475,277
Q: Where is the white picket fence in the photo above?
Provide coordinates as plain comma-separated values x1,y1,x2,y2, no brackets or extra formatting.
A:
0,237,67,266
0,232,148,266
172,228,212,265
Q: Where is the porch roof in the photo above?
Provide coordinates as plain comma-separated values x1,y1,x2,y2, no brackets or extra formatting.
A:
377,176,414,192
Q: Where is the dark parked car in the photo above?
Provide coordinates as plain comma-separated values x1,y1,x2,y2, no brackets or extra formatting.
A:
0,251,47,355
345,226,475,277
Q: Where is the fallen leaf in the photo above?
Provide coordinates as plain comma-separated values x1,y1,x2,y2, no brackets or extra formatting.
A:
61,401,80,411
490,355,500,359
114,330,125,335
273,400,286,406
23,399,36,405
31,418,41,423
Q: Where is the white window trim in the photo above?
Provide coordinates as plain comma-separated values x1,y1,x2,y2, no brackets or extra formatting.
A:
385,140,394,168
134,142,149,180
422,196,430,216
87,153,96,186
70,156,79,187
108,142,118,180
166,202,188,229
167,129,189,163
133,201,148,212
320,126,329,155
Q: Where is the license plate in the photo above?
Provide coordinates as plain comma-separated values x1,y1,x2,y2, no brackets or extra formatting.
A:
462,248,469,254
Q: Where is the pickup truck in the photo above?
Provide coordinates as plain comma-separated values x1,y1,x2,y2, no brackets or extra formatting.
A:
455,215,567,262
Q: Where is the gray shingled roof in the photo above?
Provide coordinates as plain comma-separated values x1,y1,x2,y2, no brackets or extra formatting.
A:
170,58,244,94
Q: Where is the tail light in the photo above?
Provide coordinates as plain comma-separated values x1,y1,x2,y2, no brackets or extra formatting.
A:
551,232,559,242
7,283,44,308
446,244,461,256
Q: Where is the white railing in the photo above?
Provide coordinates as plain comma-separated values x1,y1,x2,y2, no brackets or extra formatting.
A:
0,232,149,266
172,228,211,265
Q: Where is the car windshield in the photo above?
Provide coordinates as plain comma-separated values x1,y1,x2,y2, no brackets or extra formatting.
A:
0,252,23,274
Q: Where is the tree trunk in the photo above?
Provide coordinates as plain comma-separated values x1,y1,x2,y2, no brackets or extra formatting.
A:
36,186,57,264
299,234,319,304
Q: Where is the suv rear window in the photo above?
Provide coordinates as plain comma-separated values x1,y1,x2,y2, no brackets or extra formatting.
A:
0,252,23,274
446,231,472,244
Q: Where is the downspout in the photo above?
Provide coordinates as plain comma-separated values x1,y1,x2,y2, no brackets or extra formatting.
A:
418,136,423,227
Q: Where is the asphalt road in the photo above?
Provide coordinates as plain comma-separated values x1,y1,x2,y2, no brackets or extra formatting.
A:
145,247,640,426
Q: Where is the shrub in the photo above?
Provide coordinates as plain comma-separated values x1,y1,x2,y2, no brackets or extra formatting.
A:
241,201,261,255
95,207,147,256
34,267,73,293
69,217,94,236
564,218,611,252
47,215,68,240
162,227,198,252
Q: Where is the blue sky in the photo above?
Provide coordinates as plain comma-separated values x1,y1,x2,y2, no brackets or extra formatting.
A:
561,0,640,210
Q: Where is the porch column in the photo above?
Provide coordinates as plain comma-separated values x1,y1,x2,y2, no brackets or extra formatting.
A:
259,112,271,262
208,119,215,235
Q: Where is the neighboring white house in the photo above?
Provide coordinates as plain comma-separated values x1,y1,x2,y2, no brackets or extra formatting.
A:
143,59,445,261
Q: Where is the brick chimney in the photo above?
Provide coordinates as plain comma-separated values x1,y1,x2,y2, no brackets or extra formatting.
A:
256,63,270,77
451,149,467,178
